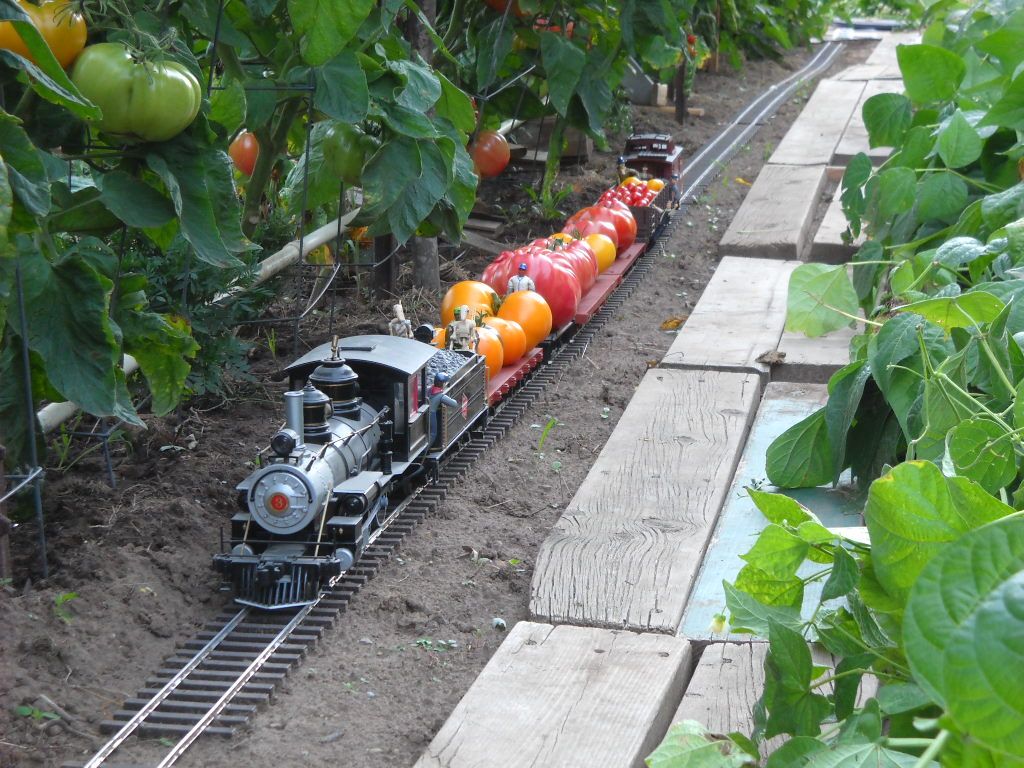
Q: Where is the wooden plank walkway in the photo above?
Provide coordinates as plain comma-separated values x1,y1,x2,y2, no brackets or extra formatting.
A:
864,30,921,67
718,164,827,260
774,326,854,383
810,190,861,264
833,79,905,165
414,621,693,768
769,79,866,166
679,382,864,642
835,63,902,81
662,257,799,377
530,368,761,633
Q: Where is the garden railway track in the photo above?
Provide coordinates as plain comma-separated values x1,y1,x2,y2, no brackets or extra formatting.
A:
69,40,842,768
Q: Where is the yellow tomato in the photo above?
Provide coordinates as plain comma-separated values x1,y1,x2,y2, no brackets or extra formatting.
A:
0,0,86,68
584,233,617,272
647,178,666,192
619,176,642,187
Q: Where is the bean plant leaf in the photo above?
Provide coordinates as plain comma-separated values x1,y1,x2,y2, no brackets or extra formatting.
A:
801,742,923,767
289,0,374,66
865,461,1010,603
748,489,814,526
904,515,1024,757
874,167,917,222
822,546,859,601
763,620,831,738
937,110,983,169
824,361,871,478
946,417,1017,494
896,291,1005,331
735,564,804,608
740,524,809,579
766,408,834,489
979,70,1024,130
876,682,934,715
917,172,968,223
723,581,802,637
861,93,912,149
896,43,966,103
786,264,858,338
645,720,751,768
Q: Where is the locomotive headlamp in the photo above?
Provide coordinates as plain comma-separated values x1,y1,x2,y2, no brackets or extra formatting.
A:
270,428,299,457
342,494,365,514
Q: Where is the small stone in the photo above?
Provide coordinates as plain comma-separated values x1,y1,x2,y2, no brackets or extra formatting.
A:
492,617,507,631
270,721,286,730
366,691,377,699
321,731,344,743
359,637,373,645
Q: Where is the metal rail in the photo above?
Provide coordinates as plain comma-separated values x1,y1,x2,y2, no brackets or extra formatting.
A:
71,42,843,767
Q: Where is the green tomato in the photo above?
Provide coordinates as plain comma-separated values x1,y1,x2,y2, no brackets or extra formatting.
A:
71,43,203,143
322,122,377,186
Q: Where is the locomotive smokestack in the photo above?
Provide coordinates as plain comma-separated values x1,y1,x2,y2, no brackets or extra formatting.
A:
284,391,305,441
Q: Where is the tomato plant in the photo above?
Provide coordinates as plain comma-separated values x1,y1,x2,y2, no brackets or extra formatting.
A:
71,43,202,143
469,130,510,178
0,0,85,68
483,0,528,18
322,122,377,187
497,290,552,350
441,280,500,325
229,131,260,177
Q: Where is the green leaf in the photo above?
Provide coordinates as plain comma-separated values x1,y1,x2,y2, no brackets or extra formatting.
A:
313,51,369,123
763,620,831,738
766,737,828,768
825,361,871,478
289,0,374,65
540,33,586,117
903,515,1024,757
861,93,912,148
361,137,449,244
947,417,1017,494
917,172,968,223
821,546,859,601
96,171,175,229
874,167,917,222
979,71,1024,130
645,720,752,768
981,182,1024,232
786,264,858,338
476,16,514,91
896,43,965,103
766,408,834,489
876,682,933,715
834,657,875,725
865,461,1010,603
723,581,802,637
937,110,983,169
435,72,476,134
0,113,50,216
896,291,1005,331
209,78,246,132
801,742,922,767
748,489,814,526
740,524,809,579
734,565,804,608
121,312,198,415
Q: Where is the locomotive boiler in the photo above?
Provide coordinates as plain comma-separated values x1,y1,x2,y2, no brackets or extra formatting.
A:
214,334,488,609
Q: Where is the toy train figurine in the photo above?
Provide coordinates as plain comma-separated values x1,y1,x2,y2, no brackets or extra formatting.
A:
213,335,487,609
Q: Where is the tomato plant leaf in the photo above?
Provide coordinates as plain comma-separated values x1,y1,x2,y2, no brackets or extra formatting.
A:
766,408,834,489
917,172,968,223
937,110,983,169
821,546,859,601
748,489,814,526
865,461,1010,603
435,71,476,134
289,0,374,66
96,171,175,230
896,43,966,103
645,720,751,768
575,66,614,137
861,92,912,149
904,515,1024,757
393,58,441,114
312,51,370,123
476,16,514,91
0,115,50,216
946,417,1017,494
896,291,1005,331
763,620,831,738
120,311,198,416
723,581,802,637
540,32,586,117
209,77,247,133
786,264,859,339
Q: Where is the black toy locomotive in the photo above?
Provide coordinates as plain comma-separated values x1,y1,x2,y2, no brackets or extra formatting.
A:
213,334,487,609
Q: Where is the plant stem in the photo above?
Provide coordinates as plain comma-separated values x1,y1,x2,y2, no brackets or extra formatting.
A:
912,729,950,767
979,336,1017,397
540,117,567,215
886,738,937,748
241,98,303,239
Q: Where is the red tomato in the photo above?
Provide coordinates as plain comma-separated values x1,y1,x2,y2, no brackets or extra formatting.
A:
482,250,518,294
469,130,510,178
484,0,528,18
514,251,581,328
563,207,620,252
597,200,637,250
563,239,599,289
229,131,259,176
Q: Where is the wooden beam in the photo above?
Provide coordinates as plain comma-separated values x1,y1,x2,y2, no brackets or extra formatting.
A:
679,382,865,642
530,368,761,633
414,621,694,768
769,80,866,166
718,164,828,260
661,256,799,377
773,326,855,384
833,79,905,166
864,31,921,67
0,444,10,581
809,191,861,264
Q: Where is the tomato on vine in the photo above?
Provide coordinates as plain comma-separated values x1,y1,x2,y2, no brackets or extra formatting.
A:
229,131,259,177
483,0,528,18
0,0,86,68
322,122,378,187
71,43,202,143
470,130,510,178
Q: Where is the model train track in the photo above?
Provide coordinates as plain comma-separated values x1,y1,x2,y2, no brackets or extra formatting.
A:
70,41,841,768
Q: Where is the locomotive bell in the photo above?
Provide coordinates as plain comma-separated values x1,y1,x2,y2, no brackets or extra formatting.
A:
300,383,332,441
310,358,361,417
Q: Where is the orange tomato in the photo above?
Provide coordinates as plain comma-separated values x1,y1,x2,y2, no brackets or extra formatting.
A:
440,280,499,325
497,290,552,349
432,327,446,348
0,0,86,68
647,178,666,192
619,176,642,187
482,316,527,365
584,233,617,272
476,326,504,379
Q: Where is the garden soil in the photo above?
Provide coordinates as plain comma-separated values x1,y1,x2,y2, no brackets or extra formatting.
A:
1,40,872,768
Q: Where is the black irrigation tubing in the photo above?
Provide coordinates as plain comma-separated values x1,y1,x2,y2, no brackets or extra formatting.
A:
69,42,843,768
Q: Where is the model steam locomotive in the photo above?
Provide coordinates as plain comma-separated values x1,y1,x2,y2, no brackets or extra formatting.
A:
213,334,487,609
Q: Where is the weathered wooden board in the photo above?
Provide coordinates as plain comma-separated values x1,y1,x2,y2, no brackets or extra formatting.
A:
774,325,855,383
671,642,877,751
679,382,864,642
835,63,903,81
414,621,694,768
769,80,866,166
0,444,9,581
662,257,799,377
864,30,921,67
810,189,861,264
718,164,828,260
834,79,905,165
530,368,761,633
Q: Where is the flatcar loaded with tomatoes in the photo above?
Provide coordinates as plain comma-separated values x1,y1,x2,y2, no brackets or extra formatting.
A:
213,165,676,610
